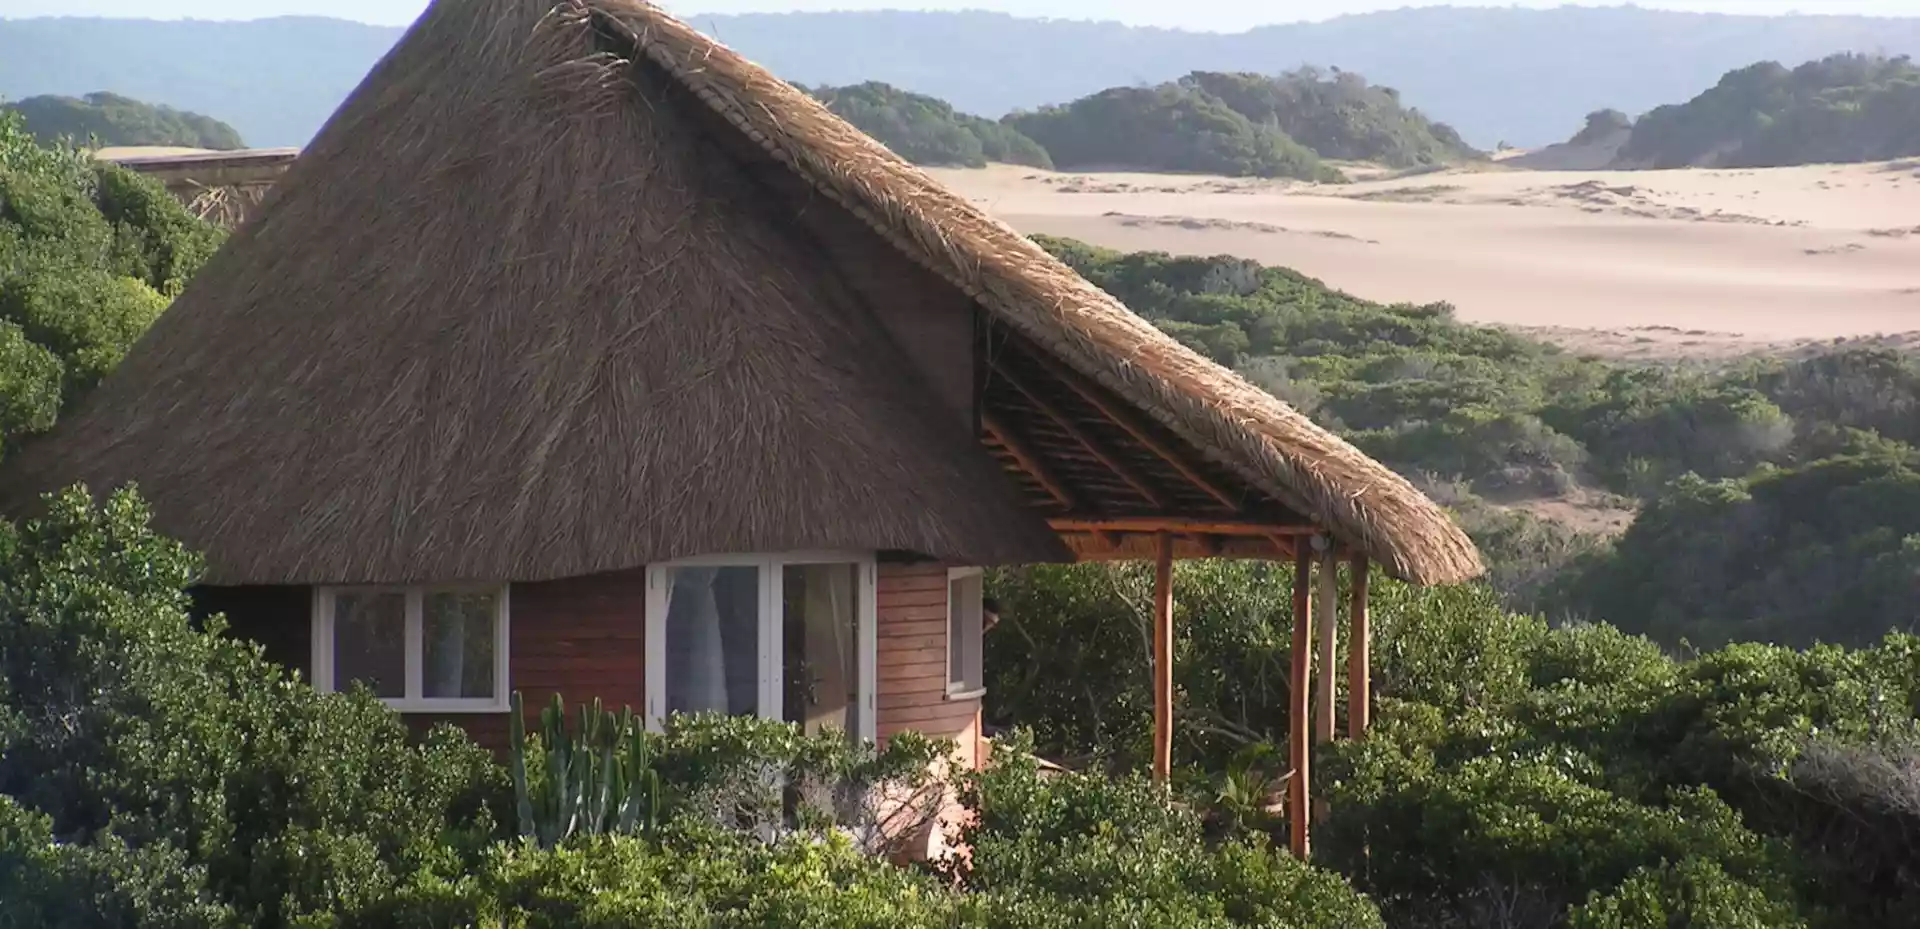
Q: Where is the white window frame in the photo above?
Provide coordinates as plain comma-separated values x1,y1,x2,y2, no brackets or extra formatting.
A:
946,566,987,700
643,552,877,743
311,584,511,713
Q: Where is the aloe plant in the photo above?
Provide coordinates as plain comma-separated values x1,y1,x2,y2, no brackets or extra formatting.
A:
507,691,662,848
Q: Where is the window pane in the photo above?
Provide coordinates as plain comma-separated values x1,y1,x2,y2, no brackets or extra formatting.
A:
948,578,967,685
664,565,761,717
783,563,860,741
424,591,498,699
333,591,405,698
948,573,982,691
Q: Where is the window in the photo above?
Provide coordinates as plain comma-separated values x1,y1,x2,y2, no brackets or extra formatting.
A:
645,554,876,742
312,585,509,712
947,567,985,698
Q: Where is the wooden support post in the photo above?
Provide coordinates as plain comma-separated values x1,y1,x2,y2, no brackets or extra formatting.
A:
1313,542,1338,746
1288,543,1313,859
1347,554,1372,740
1152,532,1175,783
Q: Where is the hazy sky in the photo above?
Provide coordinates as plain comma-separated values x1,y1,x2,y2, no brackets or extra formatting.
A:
5,1,1917,32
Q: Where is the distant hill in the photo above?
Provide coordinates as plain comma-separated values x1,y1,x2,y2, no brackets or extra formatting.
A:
2,92,243,150
808,82,1051,169
1180,69,1478,167
1003,70,1473,181
1007,83,1339,181
4,8,1919,150
1616,53,1920,169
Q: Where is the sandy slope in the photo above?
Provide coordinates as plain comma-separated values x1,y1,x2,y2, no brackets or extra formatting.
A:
927,160,1920,360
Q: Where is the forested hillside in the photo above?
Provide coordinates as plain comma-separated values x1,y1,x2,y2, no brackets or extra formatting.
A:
6,8,1917,148
2,92,244,150
808,82,1051,168
1005,70,1476,180
1617,53,1920,168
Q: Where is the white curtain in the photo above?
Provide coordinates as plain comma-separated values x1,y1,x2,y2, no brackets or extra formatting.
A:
426,598,466,697
666,567,729,714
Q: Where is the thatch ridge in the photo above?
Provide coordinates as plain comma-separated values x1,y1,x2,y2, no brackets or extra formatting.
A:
586,0,1482,585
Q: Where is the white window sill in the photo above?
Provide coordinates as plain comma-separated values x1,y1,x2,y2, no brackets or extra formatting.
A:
945,686,988,702
375,699,510,714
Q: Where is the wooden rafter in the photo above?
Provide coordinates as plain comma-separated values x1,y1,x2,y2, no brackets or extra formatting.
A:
994,364,1169,509
1049,362,1244,511
982,412,1075,510
1049,517,1315,537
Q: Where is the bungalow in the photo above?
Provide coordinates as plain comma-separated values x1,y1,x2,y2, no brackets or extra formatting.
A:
0,0,1482,856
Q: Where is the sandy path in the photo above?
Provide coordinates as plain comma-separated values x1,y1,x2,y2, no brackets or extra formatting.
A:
928,161,1920,356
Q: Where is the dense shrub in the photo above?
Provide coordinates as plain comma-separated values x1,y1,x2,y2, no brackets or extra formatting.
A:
1550,447,1920,648
0,109,223,455
950,731,1384,929
0,486,504,927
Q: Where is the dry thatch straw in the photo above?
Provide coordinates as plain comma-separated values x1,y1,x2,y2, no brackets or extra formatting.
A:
0,0,1482,587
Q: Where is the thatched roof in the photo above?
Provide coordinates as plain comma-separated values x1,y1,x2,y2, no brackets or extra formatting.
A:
0,0,1483,587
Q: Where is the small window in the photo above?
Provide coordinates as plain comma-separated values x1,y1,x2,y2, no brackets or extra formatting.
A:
312,585,509,712
947,567,986,698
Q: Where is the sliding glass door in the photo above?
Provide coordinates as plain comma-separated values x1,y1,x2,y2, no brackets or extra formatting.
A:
646,554,875,742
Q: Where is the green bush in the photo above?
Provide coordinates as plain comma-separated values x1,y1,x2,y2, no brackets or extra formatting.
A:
951,731,1384,929
0,486,504,927
0,109,223,455
1567,858,1809,929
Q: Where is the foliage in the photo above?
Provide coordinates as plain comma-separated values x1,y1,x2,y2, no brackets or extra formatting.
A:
1006,81,1344,181
509,692,664,848
1003,68,1477,180
510,698,948,857
989,553,1920,927
0,486,506,928
1619,53,1920,168
810,81,1052,168
1182,69,1480,167
1550,446,1920,648
3,91,245,151
1034,235,1920,640
0,108,223,457
946,730,1385,929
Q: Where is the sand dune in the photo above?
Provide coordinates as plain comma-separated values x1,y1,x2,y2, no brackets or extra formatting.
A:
927,160,1920,359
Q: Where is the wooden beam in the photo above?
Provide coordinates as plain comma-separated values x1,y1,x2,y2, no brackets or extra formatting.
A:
1050,363,1244,511
982,412,1076,510
995,365,1169,509
1049,517,1316,537
1314,544,1339,746
1152,532,1175,783
1347,554,1371,740
1288,544,1312,859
